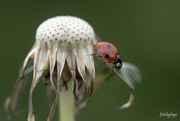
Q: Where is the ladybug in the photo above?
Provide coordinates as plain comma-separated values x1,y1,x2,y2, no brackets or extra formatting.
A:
93,42,122,70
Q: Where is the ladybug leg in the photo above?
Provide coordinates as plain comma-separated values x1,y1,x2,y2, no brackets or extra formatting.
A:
112,61,118,71
90,53,102,57
112,64,115,71
102,61,111,65
102,62,105,65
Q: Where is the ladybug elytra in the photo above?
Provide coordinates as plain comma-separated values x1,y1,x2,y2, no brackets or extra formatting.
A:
93,42,122,70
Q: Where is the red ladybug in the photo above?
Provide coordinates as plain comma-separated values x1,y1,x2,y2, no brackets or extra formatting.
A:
93,42,122,70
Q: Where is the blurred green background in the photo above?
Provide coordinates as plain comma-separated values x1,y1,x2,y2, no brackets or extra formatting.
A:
0,0,180,121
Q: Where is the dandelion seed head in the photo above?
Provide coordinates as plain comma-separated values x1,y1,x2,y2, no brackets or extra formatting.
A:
36,16,95,44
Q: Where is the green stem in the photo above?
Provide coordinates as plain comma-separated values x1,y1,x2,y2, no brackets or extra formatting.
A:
59,80,75,121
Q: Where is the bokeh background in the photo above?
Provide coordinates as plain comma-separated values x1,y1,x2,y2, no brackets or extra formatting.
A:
0,0,180,121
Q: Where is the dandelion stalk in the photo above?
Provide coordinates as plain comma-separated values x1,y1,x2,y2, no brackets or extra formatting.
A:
59,79,75,121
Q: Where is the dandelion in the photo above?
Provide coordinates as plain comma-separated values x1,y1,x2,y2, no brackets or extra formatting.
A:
4,16,141,121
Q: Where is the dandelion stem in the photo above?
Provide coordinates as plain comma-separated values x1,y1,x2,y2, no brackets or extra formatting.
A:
59,79,75,121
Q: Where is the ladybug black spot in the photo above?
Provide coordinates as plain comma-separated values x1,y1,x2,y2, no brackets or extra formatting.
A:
107,45,111,49
96,45,100,50
105,54,109,58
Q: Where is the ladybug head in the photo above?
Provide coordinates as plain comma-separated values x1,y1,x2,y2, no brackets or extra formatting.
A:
113,56,122,70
